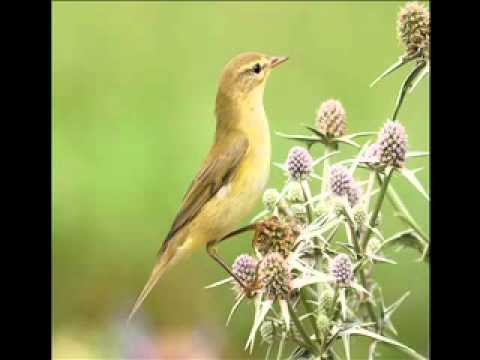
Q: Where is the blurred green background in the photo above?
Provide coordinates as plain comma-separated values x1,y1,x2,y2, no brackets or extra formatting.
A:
53,1,429,359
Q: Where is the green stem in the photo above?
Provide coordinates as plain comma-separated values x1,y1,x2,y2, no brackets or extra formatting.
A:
288,300,321,356
317,144,334,316
328,285,339,319
359,269,377,326
392,61,426,121
321,145,333,195
361,169,393,251
300,288,321,344
301,180,314,224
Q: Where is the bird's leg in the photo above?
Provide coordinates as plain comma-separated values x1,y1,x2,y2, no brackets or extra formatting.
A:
206,224,257,297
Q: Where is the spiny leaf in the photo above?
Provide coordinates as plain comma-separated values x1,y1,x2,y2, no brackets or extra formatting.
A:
409,63,429,93
398,167,430,201
339,327,427,360
370,54,418,88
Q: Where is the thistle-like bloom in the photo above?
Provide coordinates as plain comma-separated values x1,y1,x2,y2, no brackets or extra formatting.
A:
330,253,353,288
256,252,291,300
287,146,313,181
318,284,335,311
232,254,258,295
377,120,408,168
329,165,361,207
315,99,347,138
253,216,301,257
398,2,430,60
285,181,305,203
316,313,331,334
262,188,280,211
352,204,367,229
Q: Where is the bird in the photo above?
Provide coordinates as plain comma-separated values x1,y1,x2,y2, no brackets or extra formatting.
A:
128,52,289,322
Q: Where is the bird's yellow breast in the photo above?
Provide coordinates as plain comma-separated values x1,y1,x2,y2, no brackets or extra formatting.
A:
181,107,271,251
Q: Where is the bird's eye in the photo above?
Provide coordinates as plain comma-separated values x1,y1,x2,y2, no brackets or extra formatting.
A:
253,63,262,74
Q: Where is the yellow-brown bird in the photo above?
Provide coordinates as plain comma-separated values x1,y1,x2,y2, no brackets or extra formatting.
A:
128,52,288,322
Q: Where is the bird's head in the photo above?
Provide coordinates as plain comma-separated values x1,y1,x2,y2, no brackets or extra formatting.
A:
216,52,288,114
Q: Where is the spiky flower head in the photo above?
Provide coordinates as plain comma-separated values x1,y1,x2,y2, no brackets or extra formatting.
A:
315,99,347,138
377,120,408,168
232,254,258,295
253,216,301,257
263,188,280,211
360,143,382,167
318,283,335,311
397,2,430,60
352,204,367,229
330,253,354,288
285,181,305,203
287,146,313,181
316,313,331,334
256,252,291,300
329,165,361,208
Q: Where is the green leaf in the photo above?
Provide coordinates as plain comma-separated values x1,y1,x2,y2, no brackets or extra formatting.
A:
342,334,351,360
398,167,430,201
340,131,377,140
275,132,322,145
340,327,427,360
379,229,426,254
336,137,360,148
409,63,429,93
406,151,429,158
226,294,245,326
370,54,418,88
368,341,379,360
313,150,340,166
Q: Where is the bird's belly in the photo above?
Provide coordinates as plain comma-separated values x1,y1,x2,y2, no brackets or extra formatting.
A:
186,147,270,249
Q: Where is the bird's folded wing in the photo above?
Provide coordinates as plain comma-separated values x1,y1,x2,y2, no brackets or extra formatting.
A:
159,130,249,253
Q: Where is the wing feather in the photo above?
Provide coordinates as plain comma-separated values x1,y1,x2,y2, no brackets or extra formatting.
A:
159,130,249,253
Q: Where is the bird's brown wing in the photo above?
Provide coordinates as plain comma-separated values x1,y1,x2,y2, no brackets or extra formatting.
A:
159,130,249,254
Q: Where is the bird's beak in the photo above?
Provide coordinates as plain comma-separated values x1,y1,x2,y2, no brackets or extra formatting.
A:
269,56,289,69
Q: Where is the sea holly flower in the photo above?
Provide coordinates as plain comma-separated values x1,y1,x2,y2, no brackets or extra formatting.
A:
315,99,347,138
398,1,430,61
287,146,314,181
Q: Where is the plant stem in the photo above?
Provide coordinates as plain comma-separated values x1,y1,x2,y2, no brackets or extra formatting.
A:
301,180,314,224
392,61,426,121
300,288,321,344
361,169,393,251
287,300,321,356
317,144,334,317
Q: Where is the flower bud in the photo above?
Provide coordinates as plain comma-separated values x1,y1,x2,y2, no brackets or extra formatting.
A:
232,254,258,295
318,284,335,311
316,313,331,334
256,252,291,300
285,181,305,203
329,165,361,207
263,188,280,211
287,146,313,181
254,216,300,257
397,2,430,59
315,99,347,138
330,253,353,288
352,204,367,228
377,120,408,168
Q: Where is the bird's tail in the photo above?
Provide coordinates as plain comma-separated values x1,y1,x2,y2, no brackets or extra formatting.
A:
127,249,175,324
